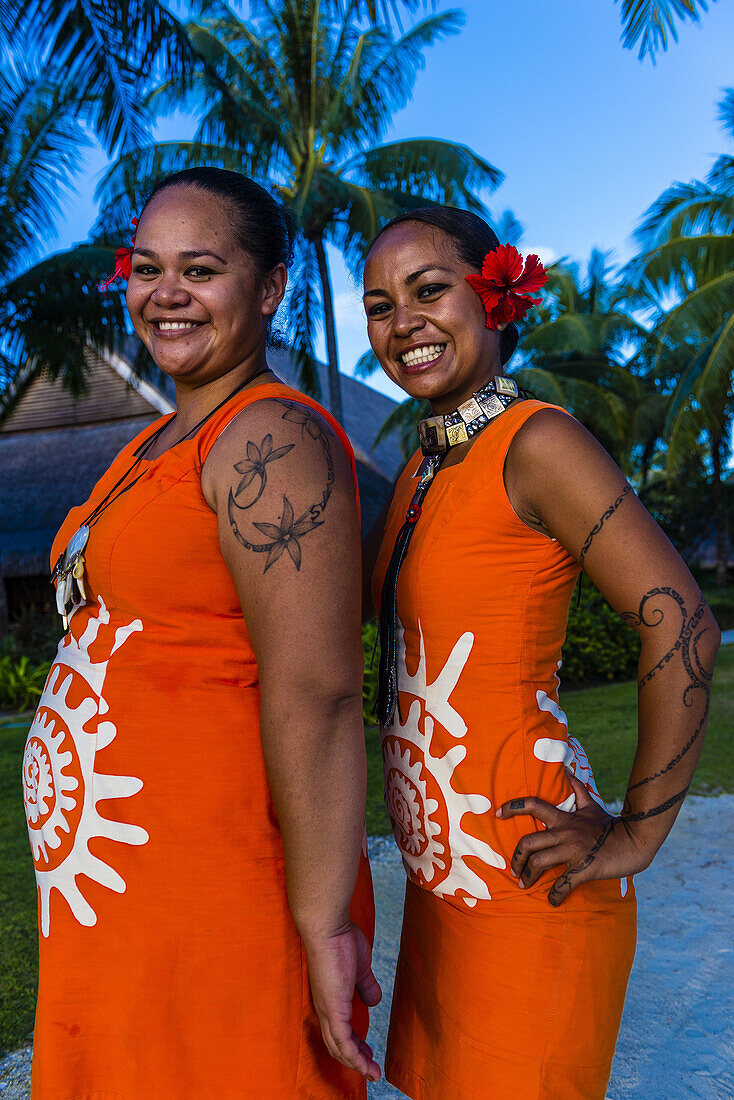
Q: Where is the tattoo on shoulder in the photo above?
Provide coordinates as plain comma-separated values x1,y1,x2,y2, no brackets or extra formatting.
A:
578,484,632,568
227,401,335,574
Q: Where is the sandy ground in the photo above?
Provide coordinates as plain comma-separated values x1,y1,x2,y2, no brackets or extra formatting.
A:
2,795,732,1099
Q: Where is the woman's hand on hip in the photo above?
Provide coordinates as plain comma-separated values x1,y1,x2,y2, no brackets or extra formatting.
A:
303,922,382,1081
497,771,651,906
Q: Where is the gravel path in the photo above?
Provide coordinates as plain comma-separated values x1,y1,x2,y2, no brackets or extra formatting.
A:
3,796,732,1099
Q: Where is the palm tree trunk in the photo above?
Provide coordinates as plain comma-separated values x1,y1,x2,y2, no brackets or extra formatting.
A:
314,235,344,423
711,429,729,588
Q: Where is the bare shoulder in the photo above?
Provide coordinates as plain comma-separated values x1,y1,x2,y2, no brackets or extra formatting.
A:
504,406,632,540
202,396,353,510
507,407,609,470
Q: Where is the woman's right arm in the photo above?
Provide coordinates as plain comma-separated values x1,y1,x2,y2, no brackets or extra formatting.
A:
498,409,720,903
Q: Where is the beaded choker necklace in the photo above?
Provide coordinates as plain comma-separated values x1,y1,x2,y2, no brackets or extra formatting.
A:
377,374,522,727
417,374,519,456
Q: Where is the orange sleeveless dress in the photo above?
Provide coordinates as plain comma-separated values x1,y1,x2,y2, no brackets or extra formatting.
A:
372,400,636,1100
22,382,374,1100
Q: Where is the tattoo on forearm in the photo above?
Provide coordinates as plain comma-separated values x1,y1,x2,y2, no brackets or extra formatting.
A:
622,785,690,822
578,484,632,568
227,402,335,573
620,587,712,816
627,704,709,793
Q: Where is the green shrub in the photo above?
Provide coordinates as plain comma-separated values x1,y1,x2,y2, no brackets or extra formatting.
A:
561,582,640,686
0,653,51,713
701,586,734,631
362,620,380,726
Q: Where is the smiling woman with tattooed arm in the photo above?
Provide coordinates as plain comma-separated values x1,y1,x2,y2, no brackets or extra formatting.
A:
28,167,379,1100
496,410,720,900
361,205,719,1100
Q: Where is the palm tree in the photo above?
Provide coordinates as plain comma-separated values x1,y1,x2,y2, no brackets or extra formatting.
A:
0,64,126,408
505,252,664,481
617,0,714,62
93,0,502,422
4,0,194,155
630,89,734,584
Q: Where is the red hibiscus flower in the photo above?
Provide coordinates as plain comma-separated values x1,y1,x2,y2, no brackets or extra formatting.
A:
465,244,548,329
99,217,139,291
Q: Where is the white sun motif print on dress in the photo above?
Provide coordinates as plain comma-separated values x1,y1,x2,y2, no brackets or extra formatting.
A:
382,619,505,907
22,598,149,936
533,661,629,897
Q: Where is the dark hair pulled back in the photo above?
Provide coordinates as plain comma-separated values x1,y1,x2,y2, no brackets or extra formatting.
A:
143,167,295,275
369,206,519,365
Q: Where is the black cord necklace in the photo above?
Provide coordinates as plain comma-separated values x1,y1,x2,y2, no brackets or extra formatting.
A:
50,364,274,627
377,374,523,727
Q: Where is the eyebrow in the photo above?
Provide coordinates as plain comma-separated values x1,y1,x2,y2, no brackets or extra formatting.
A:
133,248,228,264
363,266,454,299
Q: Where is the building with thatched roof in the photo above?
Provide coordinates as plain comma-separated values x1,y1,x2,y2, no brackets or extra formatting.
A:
0,339,403,627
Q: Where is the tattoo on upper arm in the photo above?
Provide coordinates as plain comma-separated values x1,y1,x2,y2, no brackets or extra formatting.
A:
232,434,294,506
578,484,632,568
227,401,335,573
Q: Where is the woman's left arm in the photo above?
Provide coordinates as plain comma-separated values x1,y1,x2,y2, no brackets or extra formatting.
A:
497,409,720,906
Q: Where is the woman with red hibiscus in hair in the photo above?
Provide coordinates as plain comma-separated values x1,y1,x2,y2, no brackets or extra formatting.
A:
362,207,718,1099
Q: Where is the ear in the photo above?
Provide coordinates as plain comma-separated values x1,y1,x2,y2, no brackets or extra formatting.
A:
261,263,288,318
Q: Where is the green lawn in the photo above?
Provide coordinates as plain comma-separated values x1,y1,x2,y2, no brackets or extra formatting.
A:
2,647,733,1055
0,712,38,1056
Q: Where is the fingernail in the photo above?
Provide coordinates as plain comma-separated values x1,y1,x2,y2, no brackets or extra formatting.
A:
518,879,525,889
495,807,503,818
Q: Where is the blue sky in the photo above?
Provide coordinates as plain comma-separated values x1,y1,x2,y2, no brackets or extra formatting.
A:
50,0,734,403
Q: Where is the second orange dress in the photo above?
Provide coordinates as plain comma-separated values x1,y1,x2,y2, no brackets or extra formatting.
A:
373,399,636,1100
23,383,374,1100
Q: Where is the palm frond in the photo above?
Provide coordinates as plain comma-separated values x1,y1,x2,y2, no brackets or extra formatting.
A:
0,245,128,395
508,367,568,406
632,233,734,293
335,11,463,148
718,86,734,142
10,0,196,152
93,141,251,238
0,66,89,274
635,182,734,248
654,270,734,352
351,138,502,211
374,395,429,458
617,0,712,62
354,348,381,377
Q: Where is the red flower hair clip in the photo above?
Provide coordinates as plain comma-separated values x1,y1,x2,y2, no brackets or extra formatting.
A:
99,217,139,291
465,244,548,329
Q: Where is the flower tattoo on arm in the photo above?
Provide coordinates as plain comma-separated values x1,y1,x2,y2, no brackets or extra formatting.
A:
227,402,335,574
